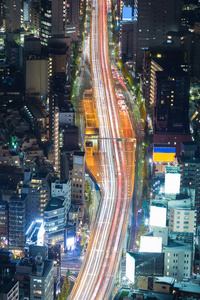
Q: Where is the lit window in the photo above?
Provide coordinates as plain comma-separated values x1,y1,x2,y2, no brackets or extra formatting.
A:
33,290,42,294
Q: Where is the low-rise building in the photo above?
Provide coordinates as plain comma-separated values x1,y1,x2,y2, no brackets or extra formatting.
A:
16,254,54,300
168,207,196,233
163,239,193,281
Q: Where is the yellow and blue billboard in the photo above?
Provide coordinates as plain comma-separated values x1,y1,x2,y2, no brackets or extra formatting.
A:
153,146,175,162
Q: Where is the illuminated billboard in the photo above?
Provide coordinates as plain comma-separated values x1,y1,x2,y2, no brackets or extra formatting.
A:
67,237,75,247
149,206,166,227
139,236,162,253
153,146,175,162
165,166,180,194
122,7,133,21
126,252,135,283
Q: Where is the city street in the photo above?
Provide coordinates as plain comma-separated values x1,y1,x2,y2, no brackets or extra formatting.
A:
69,0,135,298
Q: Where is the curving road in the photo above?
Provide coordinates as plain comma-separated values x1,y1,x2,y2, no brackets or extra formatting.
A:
69,0,135,299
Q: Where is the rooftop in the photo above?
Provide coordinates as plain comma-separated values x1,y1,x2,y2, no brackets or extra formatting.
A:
44,197,64,212
155,276,175,285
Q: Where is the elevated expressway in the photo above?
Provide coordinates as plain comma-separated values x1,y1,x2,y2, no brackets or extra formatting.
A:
69,0,135,298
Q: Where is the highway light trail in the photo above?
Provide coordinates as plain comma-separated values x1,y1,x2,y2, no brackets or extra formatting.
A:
69,0,133,298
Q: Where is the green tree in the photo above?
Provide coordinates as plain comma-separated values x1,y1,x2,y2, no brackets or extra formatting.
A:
142,159,149,180
139,103,147,125
142,179,149,202
118,59,123,69
57,294,62,300
86,190,93,208
80,236,85,247
57,269,71,299
61,270,71,299
136,91,141,106
124,65,129,78
85,179,90,194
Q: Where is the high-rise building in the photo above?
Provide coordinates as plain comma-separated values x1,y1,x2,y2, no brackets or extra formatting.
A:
133,0,183,71
44,180,71,246
30,0,40,33
49,73,69,140
3,0,21,32
44,197,66,246
65,0,80,41
40,0,52,46
153,66,191,155
121,7,134,60
51,0,65,35
143,51,191,155
69,151,85,218
9,194,27,253
48,38,68,78
48,36,71,80
17,171,50,226
0,201,9,249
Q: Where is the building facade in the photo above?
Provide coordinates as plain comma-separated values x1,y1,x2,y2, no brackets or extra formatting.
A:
133,0,182,71
163,242,193,281
9,194,27,253
0,201,9,249
69,151,85,218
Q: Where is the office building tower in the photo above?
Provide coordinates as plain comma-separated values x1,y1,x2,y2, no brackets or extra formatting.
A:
143,47,188,114
30,0,40,33
69,151,85,218
121,7,134,60
44,197,66,246
48,36,71,80
23,0,30,23
65,0,80,41
143,51,191,155
153,66,191,155
48,39,68,77
9,194,27,253
49,73,69,140
3,0,21,32
44,180,71,246
0,201,9,249
17,171,50,226
133,0,183,71
40,0,52,46
51,0,65,35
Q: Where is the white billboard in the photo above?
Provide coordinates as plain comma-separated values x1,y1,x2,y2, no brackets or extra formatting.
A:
139,236,162,253
149,206,166,228
67,237,75,247
165,167,180,194
126,252,135,284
